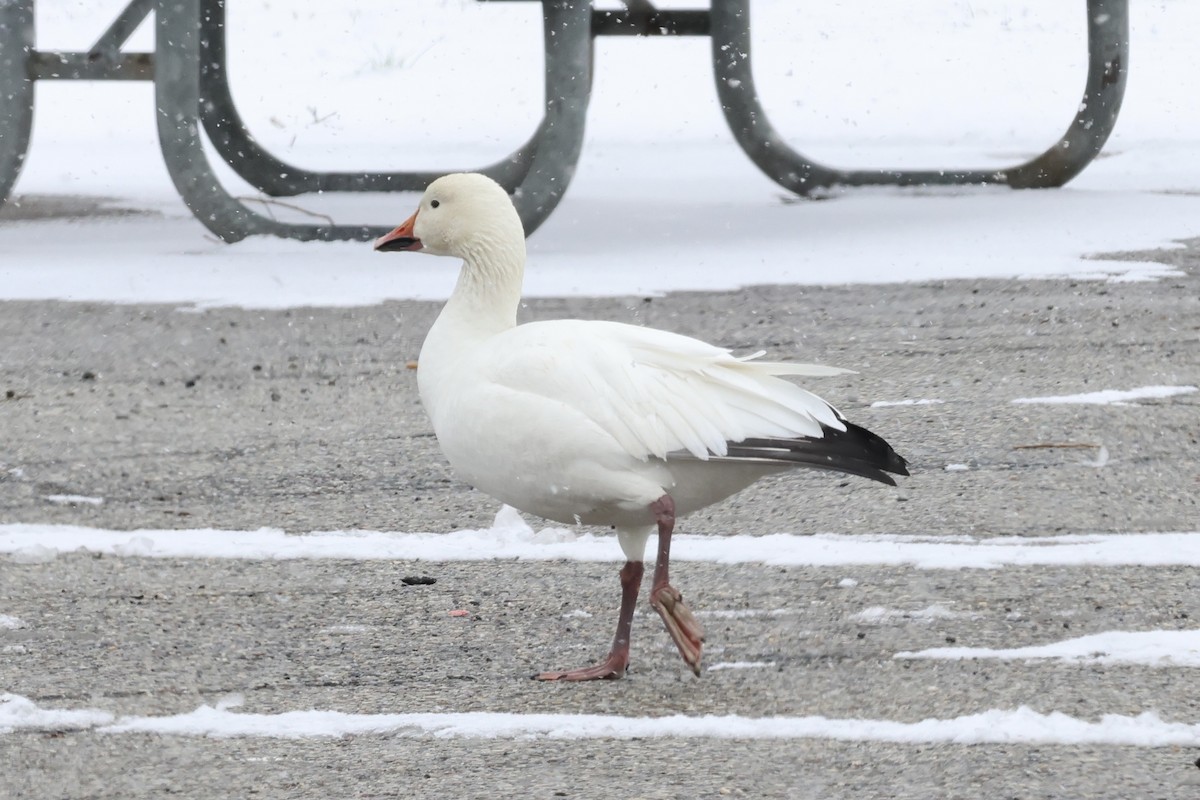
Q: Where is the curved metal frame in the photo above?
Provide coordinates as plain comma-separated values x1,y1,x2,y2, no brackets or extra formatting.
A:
711,0,1129,194
196,0,545,199
156,0,591,242
2,0,1131,240
0,0,35,212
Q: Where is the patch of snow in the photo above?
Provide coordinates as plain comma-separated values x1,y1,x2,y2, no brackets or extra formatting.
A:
0,694,114,734
0,615,27,630
1,645,28,655
41,494,104,506
489,505,581,546
79,706,1200,745
838,578,859,588
3,4,1200,307
852,605,964,624
944,464,970,471
7,545,58,565
561,609,593,619
1083,446,1110,469
1012,386,1198,406
707,662,777,672
896,630,1200,667
2,694,1195,746
112,536,156,557
871,399,945,408
5,518,1200,570
319,625,369,635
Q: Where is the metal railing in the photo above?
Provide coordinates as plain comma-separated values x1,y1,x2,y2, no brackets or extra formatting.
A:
0,1,1129,243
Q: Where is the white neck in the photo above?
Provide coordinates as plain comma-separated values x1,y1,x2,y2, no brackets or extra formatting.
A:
418,229,526,408
442,233,526,334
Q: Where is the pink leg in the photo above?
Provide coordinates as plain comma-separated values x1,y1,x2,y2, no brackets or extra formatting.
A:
535,560,644,681
648,495,705,675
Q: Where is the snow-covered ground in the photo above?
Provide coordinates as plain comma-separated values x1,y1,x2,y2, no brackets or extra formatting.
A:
4,505,1200,568
6,504,1200,746
3,0,1199,771
3,1,1200,307
1011,385,1199,405
5,692,1200,745
897,630,1200,667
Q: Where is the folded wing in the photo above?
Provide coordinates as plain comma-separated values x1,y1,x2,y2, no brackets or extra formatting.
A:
477,320,905,483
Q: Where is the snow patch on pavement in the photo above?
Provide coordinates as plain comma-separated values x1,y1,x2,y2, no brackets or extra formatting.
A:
41,494,104,506
852,605,966,624
870,399,945,408
708,662,777,672
1012,386,1198,406
4,694,1199,746
897,630,1200,667
4,508,1200,570
0,694,114,734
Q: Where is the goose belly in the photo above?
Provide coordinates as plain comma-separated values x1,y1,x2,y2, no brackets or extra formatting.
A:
663,458,789,517
430,401,672,528
437,422,784,527
441,439,674,528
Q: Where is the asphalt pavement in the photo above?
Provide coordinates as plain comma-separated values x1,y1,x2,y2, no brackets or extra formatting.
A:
1,235,1198,799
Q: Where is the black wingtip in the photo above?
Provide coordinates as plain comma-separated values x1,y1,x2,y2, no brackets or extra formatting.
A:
730,420,909,486
837,420,910,478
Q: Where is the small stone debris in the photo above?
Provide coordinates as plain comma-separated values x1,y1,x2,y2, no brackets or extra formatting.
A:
81,371,96,381
401,575,436,586
448,609,469,617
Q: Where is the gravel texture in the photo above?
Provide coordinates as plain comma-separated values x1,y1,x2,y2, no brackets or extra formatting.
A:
1,237,1198,799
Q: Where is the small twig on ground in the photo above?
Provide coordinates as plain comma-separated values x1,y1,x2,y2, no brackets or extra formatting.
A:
307,106,338,125
234,197,335,226
1012,443,1102,450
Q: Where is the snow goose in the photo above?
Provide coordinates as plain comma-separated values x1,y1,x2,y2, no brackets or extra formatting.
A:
375,173,908,681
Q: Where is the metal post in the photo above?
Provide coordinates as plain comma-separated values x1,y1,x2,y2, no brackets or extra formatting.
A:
193,0,589,234
155,0,590,241
1005,0,1128,188
512,0,592,231
0,0,35,211
711,0,1128,194
154,0,382,242
195,0,544,200
90,0,155,59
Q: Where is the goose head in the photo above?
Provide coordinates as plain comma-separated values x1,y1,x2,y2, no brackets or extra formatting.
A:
373,173,523,260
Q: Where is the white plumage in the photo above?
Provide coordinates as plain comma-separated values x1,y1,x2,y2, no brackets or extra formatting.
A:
375,173,907,681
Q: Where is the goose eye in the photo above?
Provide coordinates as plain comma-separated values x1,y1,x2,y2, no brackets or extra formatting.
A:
430,200,441,209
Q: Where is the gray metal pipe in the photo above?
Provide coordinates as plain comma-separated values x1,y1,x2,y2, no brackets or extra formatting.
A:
195,0,545,202
0,0,35,211
510,0,592,231
711,0,1128,194
154,0,382,242
89,0,155,60
154,0,590,242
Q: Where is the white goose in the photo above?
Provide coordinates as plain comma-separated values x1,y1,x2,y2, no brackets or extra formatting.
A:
375,173,908,681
